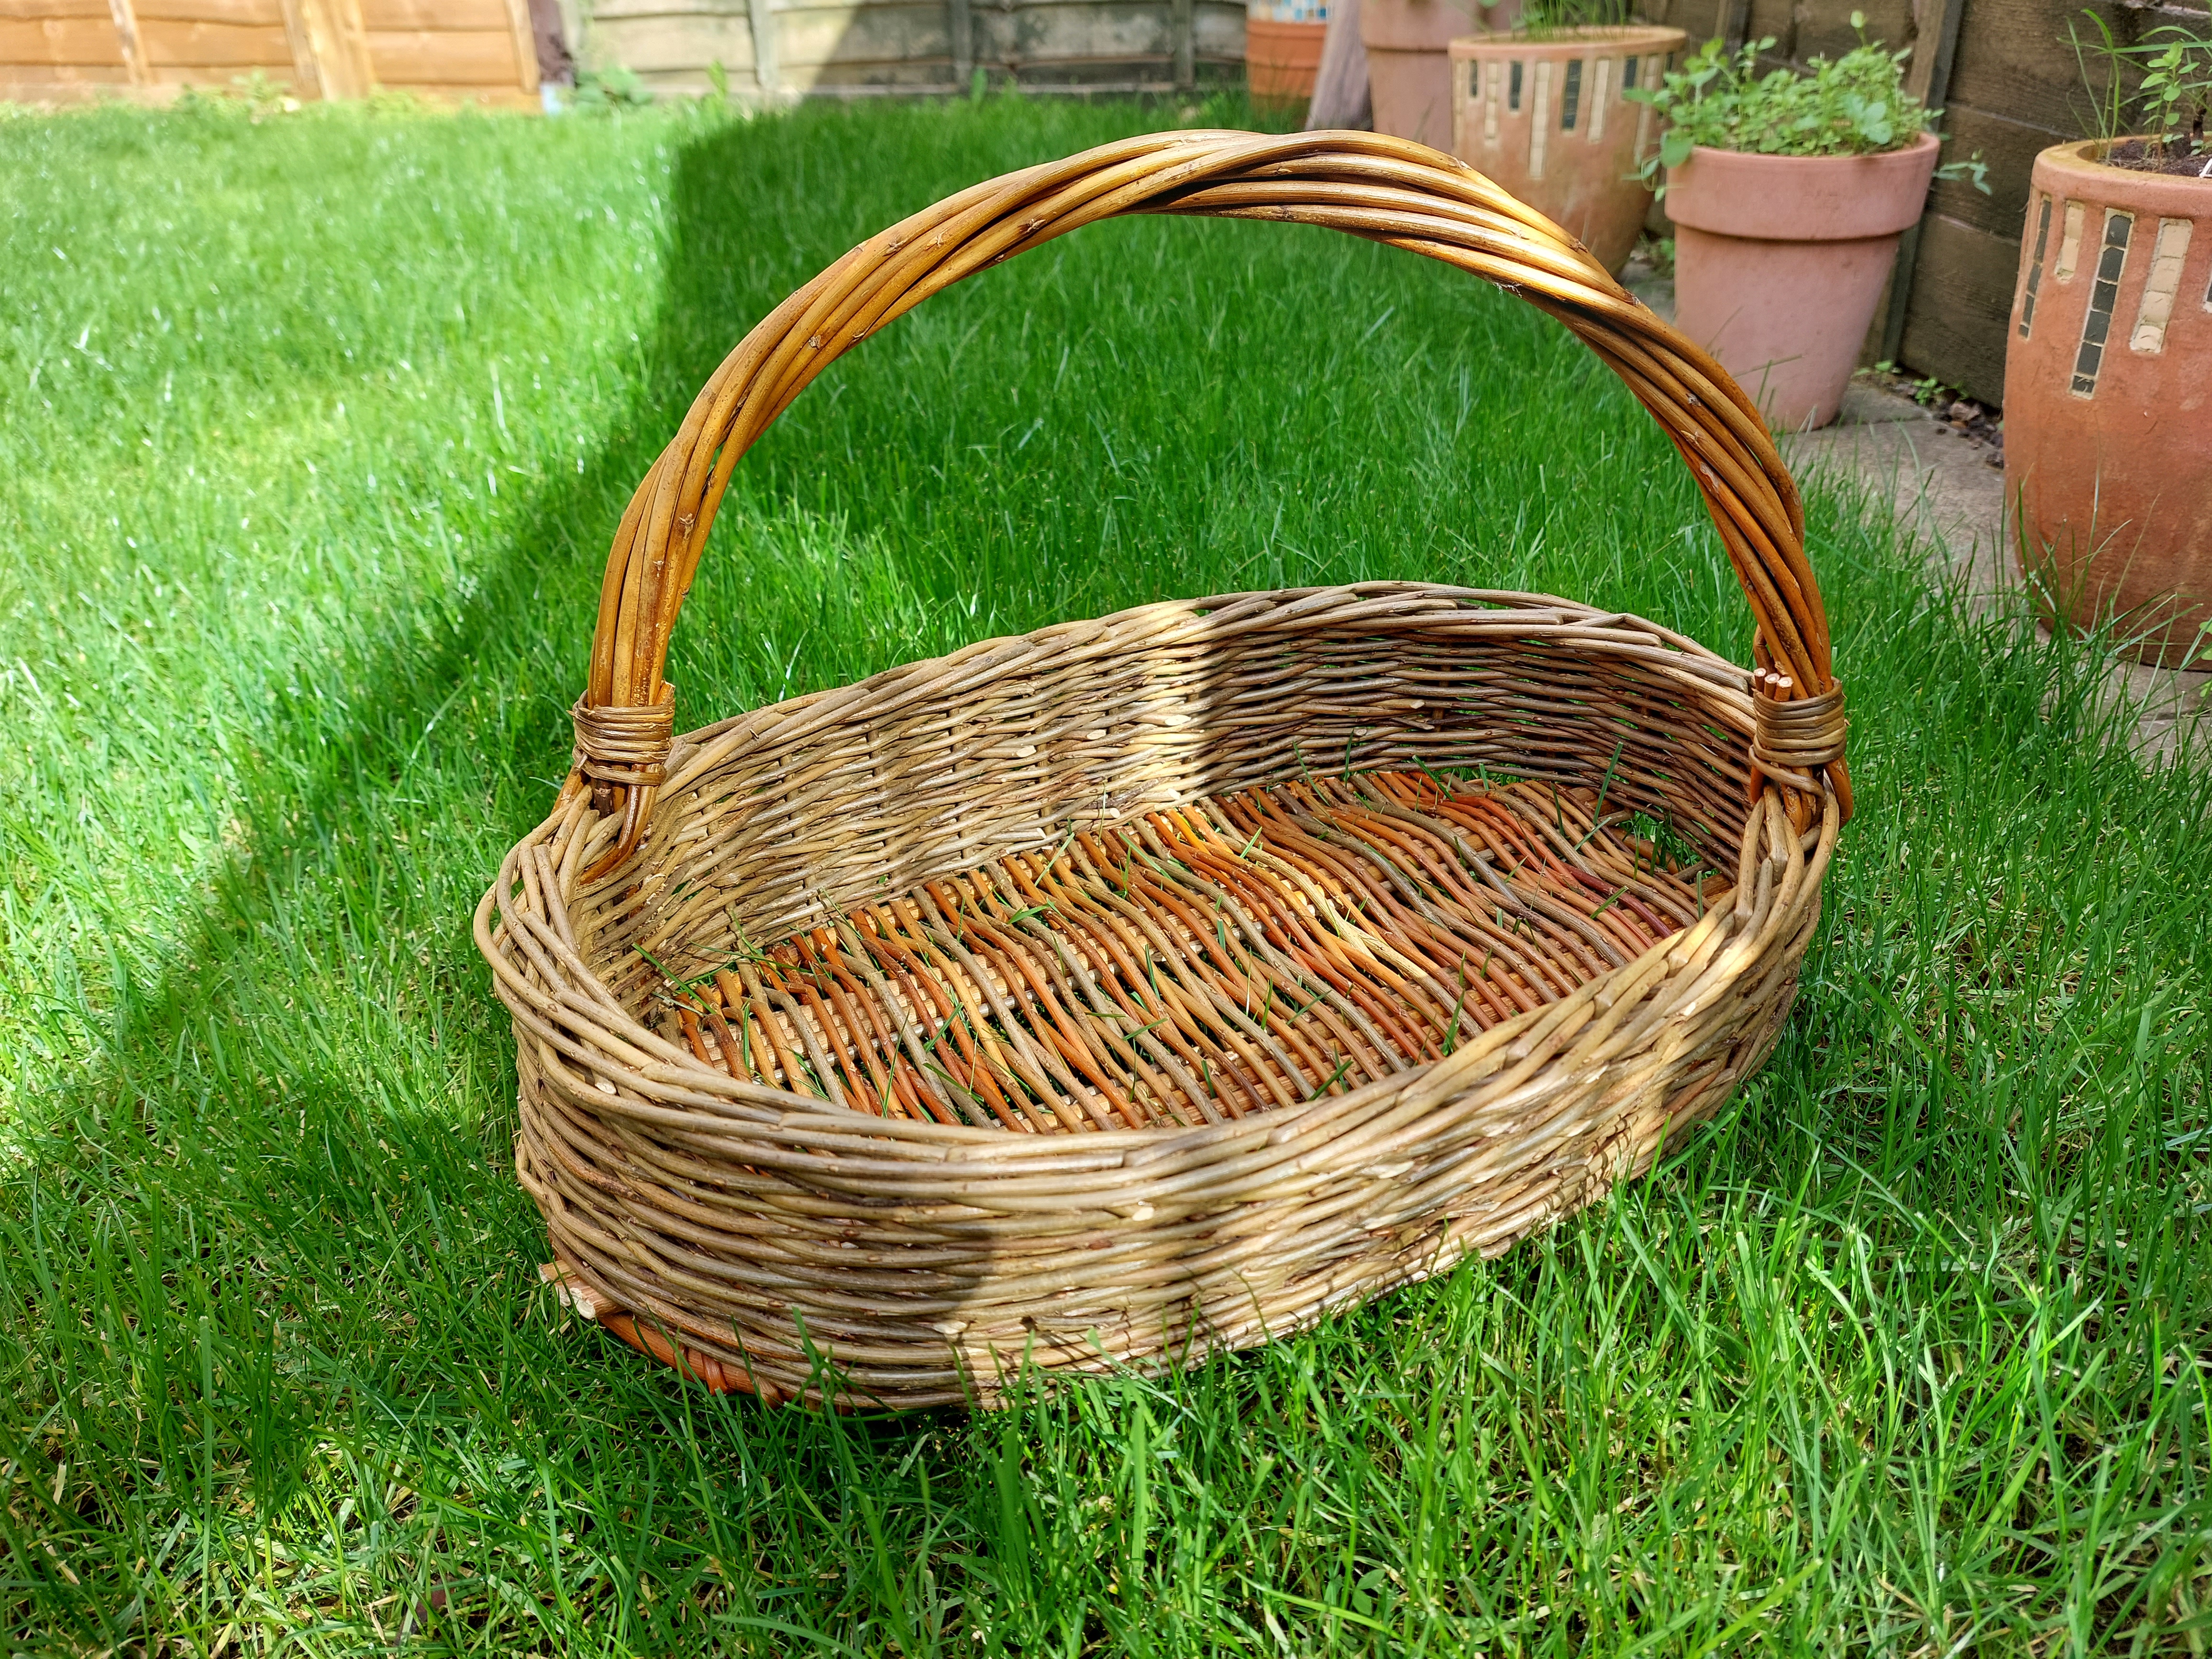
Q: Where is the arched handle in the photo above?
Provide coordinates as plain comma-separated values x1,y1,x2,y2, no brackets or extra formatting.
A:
567,129,1849,880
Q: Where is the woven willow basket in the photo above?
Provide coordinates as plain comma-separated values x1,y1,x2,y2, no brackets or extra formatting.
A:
476,130,1850,1411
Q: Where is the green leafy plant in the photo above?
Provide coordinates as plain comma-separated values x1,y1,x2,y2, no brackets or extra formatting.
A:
1627,16,1989,191
227,68,296,119
572,64,654,111
2139,29,2212,157
2069,9,2211,161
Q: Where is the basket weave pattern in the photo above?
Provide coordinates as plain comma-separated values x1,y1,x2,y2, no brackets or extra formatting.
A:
651,766,1714,1134
476,131,1847,1409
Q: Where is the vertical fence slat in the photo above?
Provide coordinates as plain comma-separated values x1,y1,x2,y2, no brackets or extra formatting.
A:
279,0,328,96
501,0,542,92
947,0,972,88
106,0,151,87
1877,0,1967,365
293,0,374,100
750,0,781,97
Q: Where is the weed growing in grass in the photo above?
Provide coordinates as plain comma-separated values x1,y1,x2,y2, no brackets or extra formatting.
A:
0,93,2207,1653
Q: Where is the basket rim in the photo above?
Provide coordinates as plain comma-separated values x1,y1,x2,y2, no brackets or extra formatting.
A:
485,583,1825,1160
654,581,1759,803
482,792,1839,1174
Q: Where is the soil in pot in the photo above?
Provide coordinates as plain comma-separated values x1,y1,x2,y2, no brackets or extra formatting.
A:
2005,138,2212,667
2097,138,2212,178
1666,133,1939,432
1449,25,1683,274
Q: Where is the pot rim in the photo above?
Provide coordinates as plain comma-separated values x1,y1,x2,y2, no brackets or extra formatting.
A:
1674,128,1942,168
2032,137,2212,213
1664,130,1941,241
1449,22,1688,54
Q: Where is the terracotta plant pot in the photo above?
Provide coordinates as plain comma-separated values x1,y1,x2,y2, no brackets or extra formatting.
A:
1666,132,1939,432
1449,24,1684,275
1247,14,1328,105
2004,139,2212,667
1361,0,1504,147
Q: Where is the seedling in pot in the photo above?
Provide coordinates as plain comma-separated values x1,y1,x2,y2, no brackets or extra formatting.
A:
2068,10,2212,172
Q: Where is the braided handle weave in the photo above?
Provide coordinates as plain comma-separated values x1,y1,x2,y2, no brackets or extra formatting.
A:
565,129,1850,878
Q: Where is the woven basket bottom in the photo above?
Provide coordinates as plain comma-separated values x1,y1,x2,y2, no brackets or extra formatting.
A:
645,768,1718,1135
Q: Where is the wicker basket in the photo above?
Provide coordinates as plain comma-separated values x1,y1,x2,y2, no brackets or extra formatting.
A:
476,130,1849,1411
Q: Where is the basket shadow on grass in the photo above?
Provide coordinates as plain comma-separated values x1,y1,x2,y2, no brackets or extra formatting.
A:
0,109,1005,1633
8,96,1449,1641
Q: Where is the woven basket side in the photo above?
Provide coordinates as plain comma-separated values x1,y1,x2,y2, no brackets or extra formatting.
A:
481,774,1836,1408
575,591,1757,1015
556,131,1853,884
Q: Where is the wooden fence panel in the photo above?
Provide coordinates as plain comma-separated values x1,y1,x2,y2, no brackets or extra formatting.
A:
371,0,505,23
136,0,299,86
8,0,1242,106
575,0,1240,98
781,0,952,89
356,0,537,101
978,0,1240,88
1,0,537,100
0,2,134,102
579,0,754,96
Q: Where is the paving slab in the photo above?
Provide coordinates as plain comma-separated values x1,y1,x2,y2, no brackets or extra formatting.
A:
1619,256,2208,766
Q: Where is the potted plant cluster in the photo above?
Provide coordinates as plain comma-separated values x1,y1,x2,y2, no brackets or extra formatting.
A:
2005,17,2211,667
1447,0,1686,274
1627,20,1986,431
1248,0,1331,109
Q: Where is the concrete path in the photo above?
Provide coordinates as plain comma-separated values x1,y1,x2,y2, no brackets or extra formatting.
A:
1624,259,2209,766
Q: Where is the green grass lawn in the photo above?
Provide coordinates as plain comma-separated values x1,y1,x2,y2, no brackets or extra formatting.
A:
1,90,2208,1654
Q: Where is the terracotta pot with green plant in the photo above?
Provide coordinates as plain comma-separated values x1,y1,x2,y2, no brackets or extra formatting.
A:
2004,17,2212,667
1448,2,1685,274
1628,22,1986,431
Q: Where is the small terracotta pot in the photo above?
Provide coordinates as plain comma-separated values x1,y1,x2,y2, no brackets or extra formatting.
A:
1449,25,1684,275
1361,0,1504,148
1666,133,1940,432
1247,15,1328,105
2004,139,2212,667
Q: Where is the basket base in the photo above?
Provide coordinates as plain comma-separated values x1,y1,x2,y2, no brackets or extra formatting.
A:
641,769,1716,1136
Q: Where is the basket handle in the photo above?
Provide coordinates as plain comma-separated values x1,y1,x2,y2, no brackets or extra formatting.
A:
567,129,1849,880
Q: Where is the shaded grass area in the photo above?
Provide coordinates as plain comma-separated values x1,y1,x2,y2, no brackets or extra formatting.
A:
0,91,2208,1654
